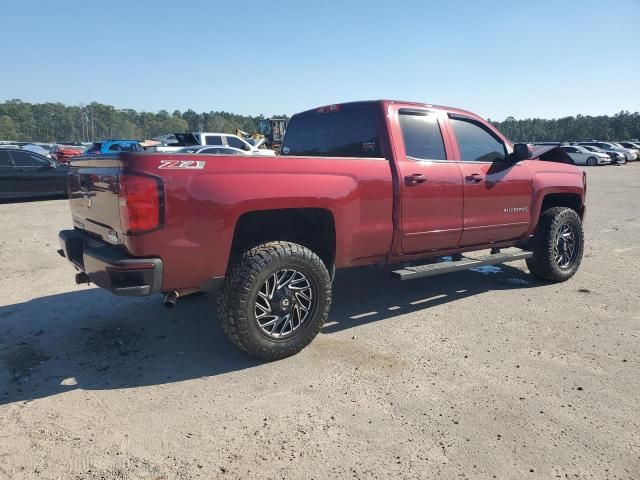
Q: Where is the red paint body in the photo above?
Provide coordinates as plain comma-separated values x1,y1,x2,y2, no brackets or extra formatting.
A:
52,146,84,164
65,100,586,293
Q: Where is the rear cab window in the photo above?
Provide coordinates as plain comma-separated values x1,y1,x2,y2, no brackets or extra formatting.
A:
281,105,381,157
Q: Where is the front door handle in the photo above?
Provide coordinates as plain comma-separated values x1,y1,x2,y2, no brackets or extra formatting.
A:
465,173,484,183
405,173,427,186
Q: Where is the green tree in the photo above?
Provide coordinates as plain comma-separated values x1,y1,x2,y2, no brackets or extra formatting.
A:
0,115,17,139
3,98,635,143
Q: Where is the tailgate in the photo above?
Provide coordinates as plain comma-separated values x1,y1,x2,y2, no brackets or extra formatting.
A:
68,156,122,244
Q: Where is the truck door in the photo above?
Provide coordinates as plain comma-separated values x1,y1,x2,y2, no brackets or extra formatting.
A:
395,109,464,254
447,114,533,247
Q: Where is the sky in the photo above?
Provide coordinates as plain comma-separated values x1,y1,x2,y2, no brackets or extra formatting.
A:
1,0,639,120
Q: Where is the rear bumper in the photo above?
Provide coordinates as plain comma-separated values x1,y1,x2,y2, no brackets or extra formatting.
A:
58,229,163,296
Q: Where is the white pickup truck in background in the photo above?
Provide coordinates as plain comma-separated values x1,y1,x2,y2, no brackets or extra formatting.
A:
149,132,276,155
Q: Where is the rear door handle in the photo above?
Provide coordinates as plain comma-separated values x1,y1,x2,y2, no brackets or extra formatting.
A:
405,173,427,186
465,173,484,183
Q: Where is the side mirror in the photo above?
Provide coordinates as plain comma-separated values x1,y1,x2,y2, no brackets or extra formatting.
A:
512,143,530,162
48,161,57,169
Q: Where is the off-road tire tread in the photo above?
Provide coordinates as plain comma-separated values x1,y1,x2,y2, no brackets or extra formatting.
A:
217,241,331,360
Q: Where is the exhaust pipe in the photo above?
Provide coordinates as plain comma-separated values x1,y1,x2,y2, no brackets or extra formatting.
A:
162,288,200,308
163,291,179,308
75,272,90,285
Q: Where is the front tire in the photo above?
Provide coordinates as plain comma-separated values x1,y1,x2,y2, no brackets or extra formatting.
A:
217,241,332,360
526,207,584,282
586,157,597,166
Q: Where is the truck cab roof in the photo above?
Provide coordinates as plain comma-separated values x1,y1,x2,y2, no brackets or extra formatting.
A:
293,100,480,120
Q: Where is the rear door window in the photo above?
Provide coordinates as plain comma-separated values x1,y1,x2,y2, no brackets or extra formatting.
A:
399,111,446,160
227,137,249,150
205,136,223,146
281,107,381,157
0,151,13,166
10,151,50,167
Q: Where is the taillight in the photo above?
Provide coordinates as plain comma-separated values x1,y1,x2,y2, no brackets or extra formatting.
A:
119,173,163,234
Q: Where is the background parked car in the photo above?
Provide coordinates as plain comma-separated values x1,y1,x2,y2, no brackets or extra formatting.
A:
560,145,611,165
578,142,636,162
0,148,68,199
152,133,276,156
51,144,84,164
613,142,640,157
178,146,249,155
580,145,626,164
83,140,143,155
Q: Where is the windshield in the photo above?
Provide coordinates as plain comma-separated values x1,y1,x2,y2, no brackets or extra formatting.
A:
84,143,102,153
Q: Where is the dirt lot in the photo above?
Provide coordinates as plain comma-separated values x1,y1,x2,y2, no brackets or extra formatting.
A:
1,164,639,480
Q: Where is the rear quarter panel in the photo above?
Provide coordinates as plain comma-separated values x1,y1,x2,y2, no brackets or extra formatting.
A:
122,153,394,290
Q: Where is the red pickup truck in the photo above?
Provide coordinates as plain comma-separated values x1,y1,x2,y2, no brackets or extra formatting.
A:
58,100,586,359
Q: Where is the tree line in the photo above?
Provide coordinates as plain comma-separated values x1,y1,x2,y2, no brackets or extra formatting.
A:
0,99,276,142
489,111,640,142
0,98,638,143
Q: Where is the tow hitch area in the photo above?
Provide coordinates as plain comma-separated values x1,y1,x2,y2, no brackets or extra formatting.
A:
392,249,533,281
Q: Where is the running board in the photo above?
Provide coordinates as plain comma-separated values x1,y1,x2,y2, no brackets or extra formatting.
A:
392,250,533,281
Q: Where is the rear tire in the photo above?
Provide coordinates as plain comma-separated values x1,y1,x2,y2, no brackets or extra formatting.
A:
586,157,597,166
526,207,584,282
217,241,332,360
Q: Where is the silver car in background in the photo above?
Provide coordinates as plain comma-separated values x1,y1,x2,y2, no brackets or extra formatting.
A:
614,142,640,159
578,142,636,162
560,145,611,165
177,146,249,155
580,145,626,164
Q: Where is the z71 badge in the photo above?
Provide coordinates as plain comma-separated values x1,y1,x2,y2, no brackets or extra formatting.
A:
158,160,206,170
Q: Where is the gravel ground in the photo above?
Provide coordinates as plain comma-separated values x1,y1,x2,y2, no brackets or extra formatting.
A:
1,164,639,479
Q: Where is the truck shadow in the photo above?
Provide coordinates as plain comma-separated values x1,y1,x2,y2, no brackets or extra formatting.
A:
326,263,538,334
0,263,540,405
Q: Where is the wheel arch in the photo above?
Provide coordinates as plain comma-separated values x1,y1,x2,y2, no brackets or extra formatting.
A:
527,189,585,237
229,208,336,271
